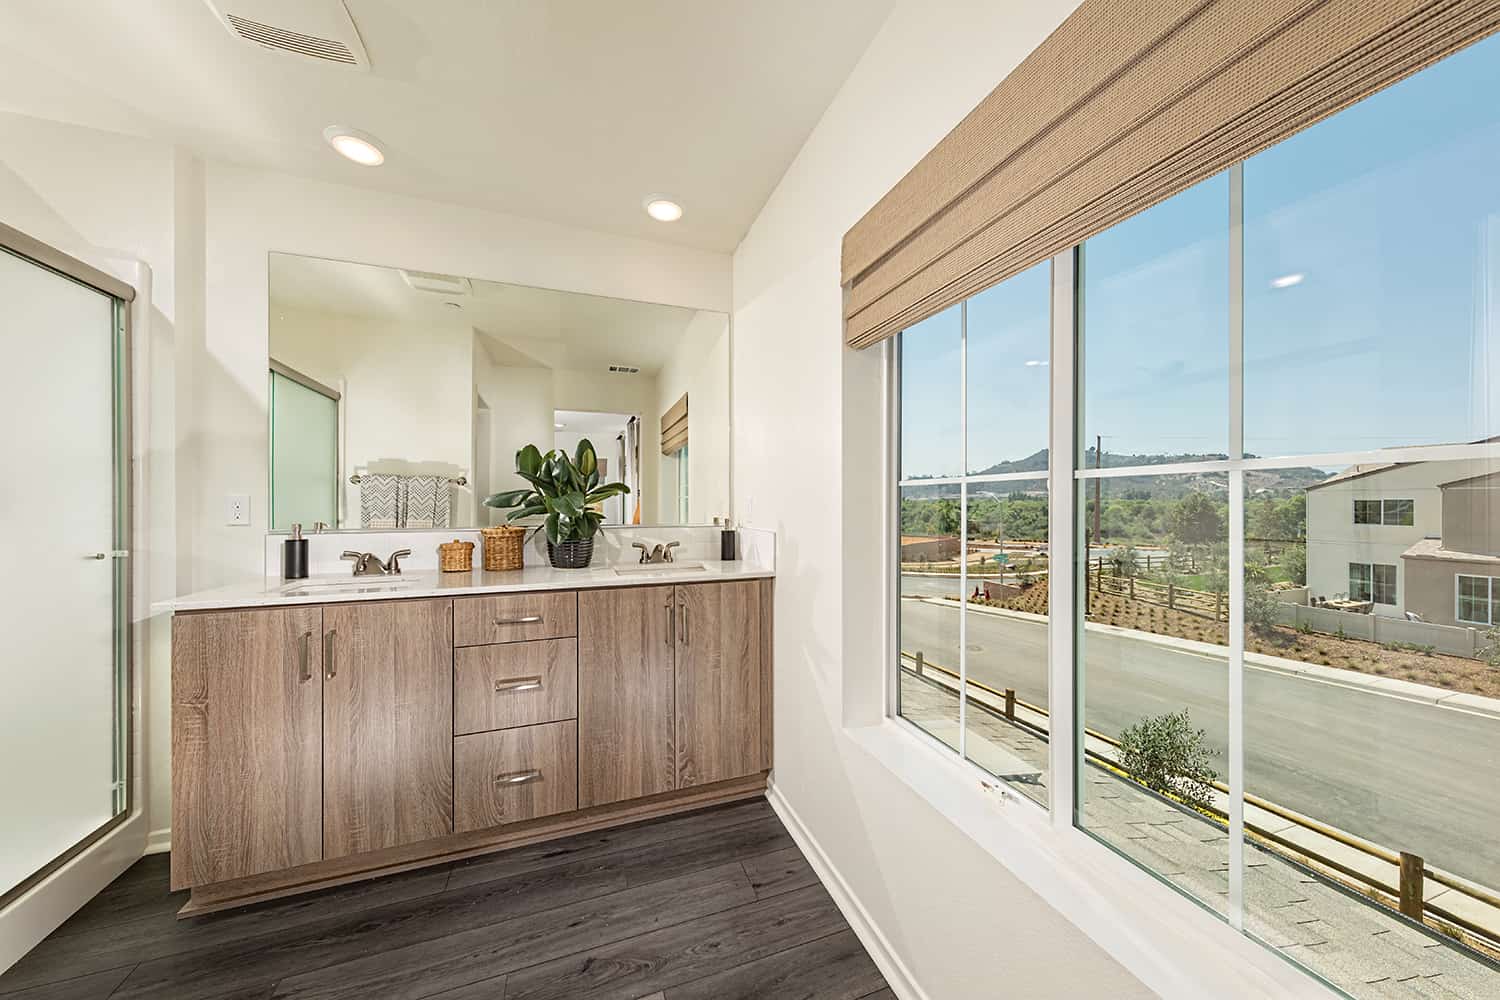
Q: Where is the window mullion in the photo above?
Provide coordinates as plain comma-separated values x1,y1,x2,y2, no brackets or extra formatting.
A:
958,300,968,762
1049,248,1077,831
1227,161,1246,931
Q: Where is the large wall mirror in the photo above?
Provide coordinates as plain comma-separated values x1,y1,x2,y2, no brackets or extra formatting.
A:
267,252,729,531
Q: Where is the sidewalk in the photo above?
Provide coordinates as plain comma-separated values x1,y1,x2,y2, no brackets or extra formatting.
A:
899,670,1500,998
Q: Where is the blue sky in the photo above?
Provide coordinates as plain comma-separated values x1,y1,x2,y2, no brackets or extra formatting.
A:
903,33,1500,479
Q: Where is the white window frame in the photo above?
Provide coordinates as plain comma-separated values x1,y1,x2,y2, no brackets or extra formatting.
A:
1353,498,1415,526
1349,561,1397,605
1455,573,1496,625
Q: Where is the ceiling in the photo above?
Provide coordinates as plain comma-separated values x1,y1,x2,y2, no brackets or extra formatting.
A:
269,252,705,374
0,0,894,252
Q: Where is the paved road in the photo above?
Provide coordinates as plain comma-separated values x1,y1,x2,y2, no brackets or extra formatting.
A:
898,576,1500,889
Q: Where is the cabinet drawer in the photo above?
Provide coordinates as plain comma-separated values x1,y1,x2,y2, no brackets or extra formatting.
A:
454,721,578,833
455,638,578,735
454,591,577,647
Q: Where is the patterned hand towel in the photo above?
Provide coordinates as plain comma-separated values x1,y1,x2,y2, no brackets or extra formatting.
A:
404,475,450,528
358,474,403,528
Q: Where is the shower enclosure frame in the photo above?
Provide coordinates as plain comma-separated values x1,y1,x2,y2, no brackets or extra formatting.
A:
0,220,135,913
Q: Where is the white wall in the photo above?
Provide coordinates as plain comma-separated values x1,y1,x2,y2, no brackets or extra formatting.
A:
655,310,731,524
270,303,476,525
729,1,1164,995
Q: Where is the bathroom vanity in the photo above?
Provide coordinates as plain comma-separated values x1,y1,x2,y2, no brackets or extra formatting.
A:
167,563,772,914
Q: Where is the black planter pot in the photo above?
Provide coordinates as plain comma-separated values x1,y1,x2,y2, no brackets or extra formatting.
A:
547,538,595,569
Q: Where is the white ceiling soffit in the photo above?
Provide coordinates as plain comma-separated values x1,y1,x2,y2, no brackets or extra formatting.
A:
0,1,896,252
204,0,370,70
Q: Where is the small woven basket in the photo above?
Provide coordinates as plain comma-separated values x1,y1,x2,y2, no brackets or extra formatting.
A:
438,539,475,573
481,525,526,571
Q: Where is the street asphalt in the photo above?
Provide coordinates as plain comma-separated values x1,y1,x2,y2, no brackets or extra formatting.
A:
898,575,1500,889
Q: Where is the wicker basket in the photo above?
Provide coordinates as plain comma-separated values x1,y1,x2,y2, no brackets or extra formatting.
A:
481,525,526,571
438,539,475,573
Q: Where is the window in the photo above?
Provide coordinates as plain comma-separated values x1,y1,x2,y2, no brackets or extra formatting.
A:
1354,498,1414,526
1349,562,1397,605
896,264,1051,807
676,445,690,523
892,32,1500,999
1457,575,1495,625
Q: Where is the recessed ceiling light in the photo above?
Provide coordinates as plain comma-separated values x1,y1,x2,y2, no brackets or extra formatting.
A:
643,196,683,222
554,422,566,430
323,125,384,166
1270,272,1305,289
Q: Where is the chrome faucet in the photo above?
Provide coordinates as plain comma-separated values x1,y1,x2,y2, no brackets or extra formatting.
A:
341,549,411,576
632,540,681,564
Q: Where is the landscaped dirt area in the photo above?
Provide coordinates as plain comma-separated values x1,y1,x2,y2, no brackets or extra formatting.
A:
969,578,1500,698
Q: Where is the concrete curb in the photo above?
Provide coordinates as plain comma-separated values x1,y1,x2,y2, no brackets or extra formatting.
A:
917,596,1500,720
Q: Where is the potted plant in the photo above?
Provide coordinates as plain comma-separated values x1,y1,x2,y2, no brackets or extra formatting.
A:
482,440,630,569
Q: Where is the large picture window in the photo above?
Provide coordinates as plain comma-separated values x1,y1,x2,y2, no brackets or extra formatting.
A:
890,30,1500,1000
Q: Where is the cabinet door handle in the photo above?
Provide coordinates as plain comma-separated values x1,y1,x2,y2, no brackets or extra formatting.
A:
324,629,337,679
665,599,674,647
679,598,690,646
494,769,542,786
494,615,542,626
299,630,313,683
493,675,543,693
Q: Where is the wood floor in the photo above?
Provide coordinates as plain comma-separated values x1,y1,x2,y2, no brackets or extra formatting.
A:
0,798,892,1000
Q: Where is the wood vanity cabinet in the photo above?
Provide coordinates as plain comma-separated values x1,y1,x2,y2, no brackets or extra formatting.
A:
171,577,770,911
171,598,453,888
578,580,767,808
322,599,453,859
170,606,323,890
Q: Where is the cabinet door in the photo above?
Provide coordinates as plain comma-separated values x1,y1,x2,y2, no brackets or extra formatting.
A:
170,607,322,889
322,599,453,859
578,586,676,807
675,581,764,788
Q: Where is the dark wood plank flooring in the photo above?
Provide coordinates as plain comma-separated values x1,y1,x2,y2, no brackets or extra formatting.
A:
0,798,891,1000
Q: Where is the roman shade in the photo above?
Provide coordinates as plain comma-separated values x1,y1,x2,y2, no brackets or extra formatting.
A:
842,0,1500,349
661,393,688,455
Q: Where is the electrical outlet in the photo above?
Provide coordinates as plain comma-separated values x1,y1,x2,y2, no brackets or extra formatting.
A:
226,494,251,526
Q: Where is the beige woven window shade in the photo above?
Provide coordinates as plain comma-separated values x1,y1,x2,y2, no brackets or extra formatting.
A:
842,0,1500,350
661,393,688,455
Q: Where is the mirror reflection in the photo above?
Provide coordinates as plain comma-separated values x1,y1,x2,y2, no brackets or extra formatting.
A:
267,253,729,530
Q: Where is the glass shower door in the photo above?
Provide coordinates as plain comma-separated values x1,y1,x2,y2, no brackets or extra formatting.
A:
0,244,129,905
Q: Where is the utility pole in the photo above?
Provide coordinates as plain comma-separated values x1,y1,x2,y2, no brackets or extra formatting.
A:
1093,433,1103,546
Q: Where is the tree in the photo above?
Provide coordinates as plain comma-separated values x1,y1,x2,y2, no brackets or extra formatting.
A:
1244,560,1281,634
1169,492,1224,548
1117,710,1219,811
1281,544,1307,586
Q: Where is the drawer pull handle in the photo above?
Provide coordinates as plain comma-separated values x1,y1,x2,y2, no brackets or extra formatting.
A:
494,615,543,626
324,629,337,679
494,675,543,693
494,769,542,786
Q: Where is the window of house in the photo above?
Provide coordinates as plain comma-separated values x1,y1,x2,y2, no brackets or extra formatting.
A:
676,445,690,523
1354,499,1415,526
1457,575,1495,625
891,31,1500,998
895,263,1050,807
1349,562,1397,605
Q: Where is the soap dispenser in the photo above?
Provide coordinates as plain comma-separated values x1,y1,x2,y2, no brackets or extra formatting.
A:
282,523,310,580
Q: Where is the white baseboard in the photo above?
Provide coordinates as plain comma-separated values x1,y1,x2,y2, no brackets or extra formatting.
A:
765,780,928,1000
145,828,171,855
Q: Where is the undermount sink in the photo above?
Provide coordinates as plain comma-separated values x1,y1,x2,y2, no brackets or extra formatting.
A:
612,561,706,575
280,577,420,597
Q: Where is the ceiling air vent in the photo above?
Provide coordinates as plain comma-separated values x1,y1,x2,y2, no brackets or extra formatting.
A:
206,0,370,69
608,365,642,374
399,270,472,296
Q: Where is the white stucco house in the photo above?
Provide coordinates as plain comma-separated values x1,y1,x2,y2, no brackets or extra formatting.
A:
1305,459,1500,626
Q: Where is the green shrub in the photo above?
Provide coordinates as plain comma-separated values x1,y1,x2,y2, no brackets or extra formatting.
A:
1116,710,1219,812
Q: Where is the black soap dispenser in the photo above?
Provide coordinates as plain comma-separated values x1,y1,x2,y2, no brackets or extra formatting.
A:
720,518,739,561
282,523,310,580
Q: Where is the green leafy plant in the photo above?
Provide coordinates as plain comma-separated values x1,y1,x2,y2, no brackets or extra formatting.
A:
482,440,630,546
1116,710,1219,812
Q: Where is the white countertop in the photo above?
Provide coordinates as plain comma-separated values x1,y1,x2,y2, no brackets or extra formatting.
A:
159,559,775,613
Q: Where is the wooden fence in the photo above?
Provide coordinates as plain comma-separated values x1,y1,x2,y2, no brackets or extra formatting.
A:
1087,557,1225,622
